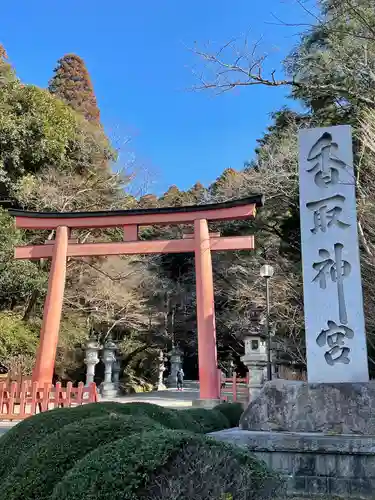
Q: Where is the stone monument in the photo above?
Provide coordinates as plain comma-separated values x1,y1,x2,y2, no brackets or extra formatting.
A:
240,125,370,413
299,125,368,383
211,126,375,498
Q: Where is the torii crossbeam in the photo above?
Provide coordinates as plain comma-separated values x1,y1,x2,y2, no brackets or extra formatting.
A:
10,194,264,403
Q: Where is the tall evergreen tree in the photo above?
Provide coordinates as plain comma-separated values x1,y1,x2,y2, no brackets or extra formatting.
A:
159,185,185,207
0,44,15,86
48,54,100,123
187,182,207,204
139,194,158,208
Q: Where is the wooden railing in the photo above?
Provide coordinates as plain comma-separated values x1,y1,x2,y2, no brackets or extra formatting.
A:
218,371,249,404
0,381,98,420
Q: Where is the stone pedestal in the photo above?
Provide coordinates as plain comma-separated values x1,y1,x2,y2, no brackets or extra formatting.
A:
241,354,266,402
84,337,100,387
240,379,375,434
112,359,121,392
100,337,118,398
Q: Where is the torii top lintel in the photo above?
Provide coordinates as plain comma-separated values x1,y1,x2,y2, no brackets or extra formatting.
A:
9,195,264,230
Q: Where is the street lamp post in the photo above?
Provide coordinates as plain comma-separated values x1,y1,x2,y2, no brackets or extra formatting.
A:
260,264,274,382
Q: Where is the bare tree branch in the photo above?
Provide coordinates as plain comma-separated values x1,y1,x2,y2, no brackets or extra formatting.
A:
191,39,375,106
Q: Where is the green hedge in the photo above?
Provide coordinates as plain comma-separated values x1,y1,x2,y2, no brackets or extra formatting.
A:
0,400,236,492
0,400,230,482
2,413,162,500
96,401,228,434
213,402,244,427
182,408,230,433
115,402,230,434
51,429,280,500
0,401,132,480
110,402,198,431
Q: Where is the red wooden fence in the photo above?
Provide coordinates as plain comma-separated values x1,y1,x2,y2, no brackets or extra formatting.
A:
218,371,249,403
0,381,98,420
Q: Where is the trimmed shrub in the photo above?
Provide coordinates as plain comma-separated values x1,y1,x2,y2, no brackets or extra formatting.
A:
213,402,244,427
182,407,230,433
2,413,162,500
0,401,132,480
110,402,198,431
0,401,233,492
51,429,281,500
175,408,203,431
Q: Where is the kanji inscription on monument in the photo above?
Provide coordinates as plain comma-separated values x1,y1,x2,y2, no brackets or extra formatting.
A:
298,125,369,383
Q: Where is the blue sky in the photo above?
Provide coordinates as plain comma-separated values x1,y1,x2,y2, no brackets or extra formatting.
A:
2,1,309,195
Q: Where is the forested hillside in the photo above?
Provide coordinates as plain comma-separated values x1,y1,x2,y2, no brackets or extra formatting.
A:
1,0,375,389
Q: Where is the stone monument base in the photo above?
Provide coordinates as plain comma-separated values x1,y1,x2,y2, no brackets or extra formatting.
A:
210,380,375,497
100,382,119,399
240,379,375,434
210,428,375,498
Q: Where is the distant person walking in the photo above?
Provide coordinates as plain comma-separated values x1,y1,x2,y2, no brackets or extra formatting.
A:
176,368,184,391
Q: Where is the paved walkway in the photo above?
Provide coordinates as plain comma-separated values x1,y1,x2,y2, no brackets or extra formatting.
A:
100,388,200,408
0,421,16,434
0,388,200,435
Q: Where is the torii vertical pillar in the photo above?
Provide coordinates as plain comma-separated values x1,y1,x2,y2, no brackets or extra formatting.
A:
194,219,220,404
32,226,68,385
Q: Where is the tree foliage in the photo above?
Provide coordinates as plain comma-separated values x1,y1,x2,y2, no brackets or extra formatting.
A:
0,44,15,86
0,82,114,203
286,0,375,122
0,46,144,382
0,208,46,308
0,311,38,371
49,54,100,124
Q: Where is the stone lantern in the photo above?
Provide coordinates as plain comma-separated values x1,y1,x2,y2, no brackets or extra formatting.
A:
157,350,167,391
227,353,235,378
84,336,101,386
167,345,183,388
241,331,268,401
112,357,121,392
100,335,117,398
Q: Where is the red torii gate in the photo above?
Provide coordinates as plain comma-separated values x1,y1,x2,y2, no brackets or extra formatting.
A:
9,195,263,403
